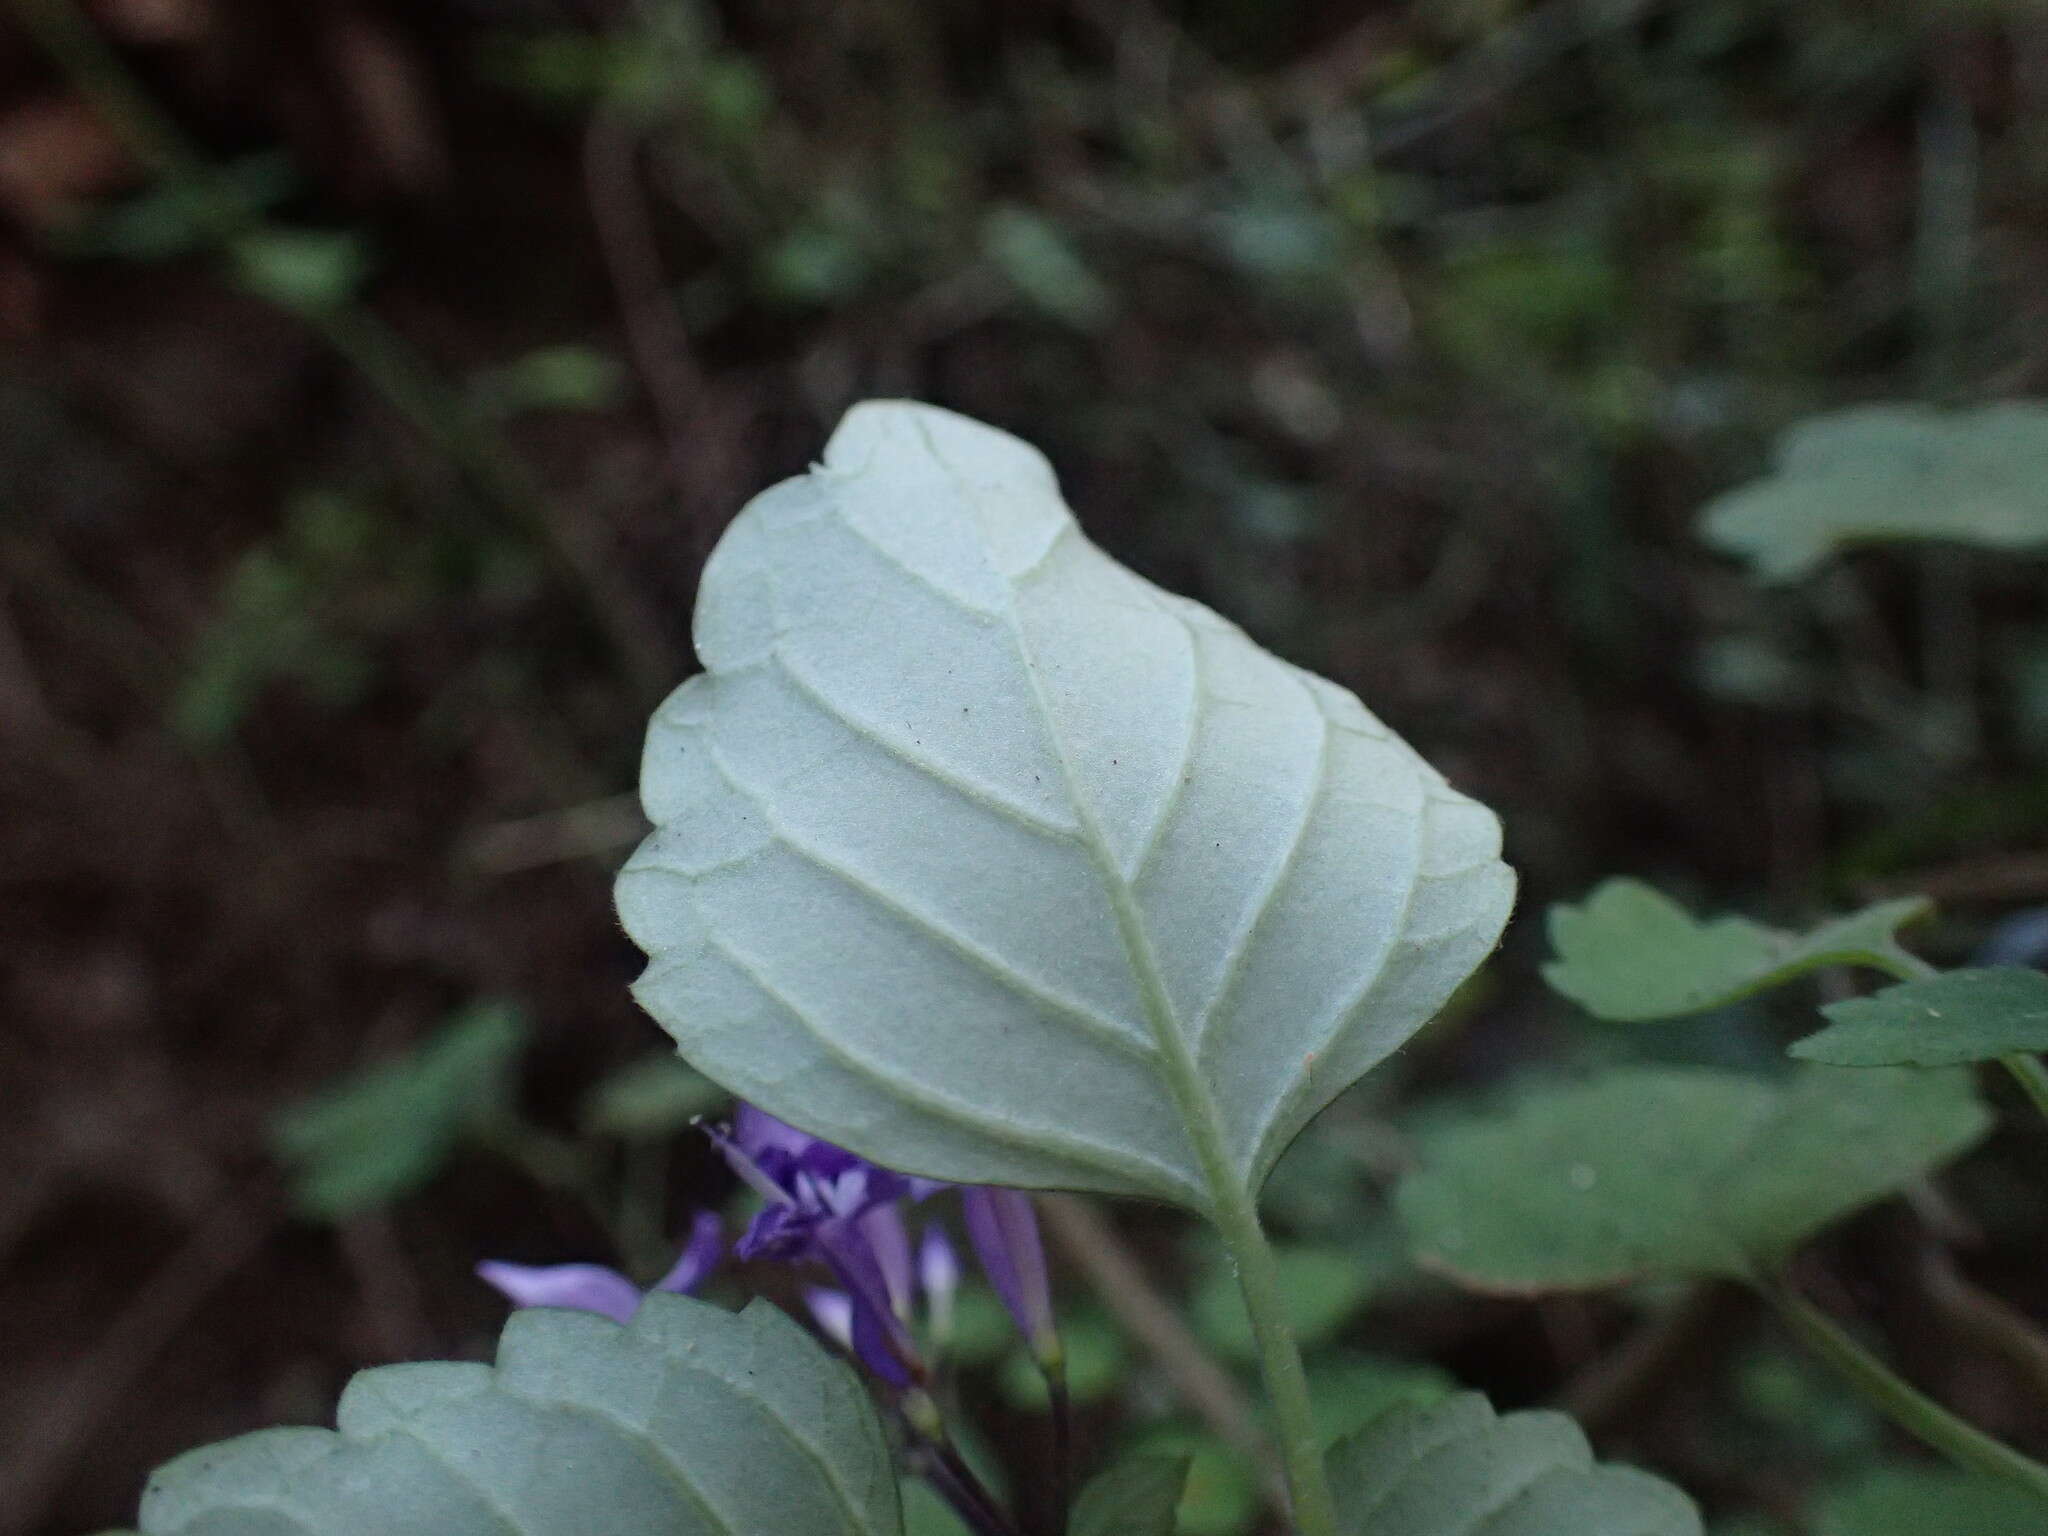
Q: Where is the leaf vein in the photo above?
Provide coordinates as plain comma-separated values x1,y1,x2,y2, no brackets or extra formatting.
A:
695,933,1201,1203
699,744,1156,1063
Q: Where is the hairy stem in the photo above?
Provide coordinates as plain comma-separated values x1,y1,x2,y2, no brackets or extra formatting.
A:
1099,882,1338,1535
1764,1280,2048,1502
1206,1177,1339,1536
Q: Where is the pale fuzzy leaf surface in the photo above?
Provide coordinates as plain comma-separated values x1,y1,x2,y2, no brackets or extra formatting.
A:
1327,1392,1701,1536
1810,1466,2048,1535
617,402,1515,1210
1069,1455,1191,1536
1397,1066,1989,1290
134,1296,902,1536
1699,402,2048,580
1542,880,1929,1023
1792,968,2048,1067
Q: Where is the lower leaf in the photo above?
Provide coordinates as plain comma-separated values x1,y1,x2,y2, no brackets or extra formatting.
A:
134,1295,903,1536
1327,1393,1700,1536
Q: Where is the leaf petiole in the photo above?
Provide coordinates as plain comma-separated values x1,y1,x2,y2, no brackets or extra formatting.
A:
1763,1279,2048,1504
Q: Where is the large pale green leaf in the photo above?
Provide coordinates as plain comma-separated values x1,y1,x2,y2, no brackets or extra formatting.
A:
1542,880,1929,1022
1810,1466,2048,1535
1397,1066,1988,1291
1070,1455,1191,1536
134,1295,902,1536
271,1000,527,1221
616,402,1515,1212
1327,1392,1701,1535
1792,968,2048,1067
1699,402,2048,580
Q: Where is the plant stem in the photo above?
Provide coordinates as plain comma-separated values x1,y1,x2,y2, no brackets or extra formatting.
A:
1099,882,1338,1536
1047,1367,1073,1535
1868,949,2048,1128
1763,1280,2048,1502
1205,1180,1340,1536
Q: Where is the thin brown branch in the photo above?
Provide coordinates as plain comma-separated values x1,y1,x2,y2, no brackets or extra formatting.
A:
1920,1246,2048,1410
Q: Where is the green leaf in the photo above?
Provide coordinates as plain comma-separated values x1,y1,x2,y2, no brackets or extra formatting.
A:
617,402,1515,1215
271,1001,527,1221
1122,1428,1259,1536
982,206,1115,331
1302,1354,1456,1446
230,229,372,313
1792,968,2048,1067
1328,1392,1700,1535
1543,880,1930,1022
1810,1465,2048,1535
580,1052,729,1138
1070,1455,1191,1536
1397,1066,1989,1290
1700,402,2048,581
1190,1244,1376,1362
134,1296,903,1536
470,344,627,419
902,1479,973,1536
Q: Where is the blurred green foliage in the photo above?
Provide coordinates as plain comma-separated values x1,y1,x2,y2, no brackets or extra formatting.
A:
271,1000,528,1222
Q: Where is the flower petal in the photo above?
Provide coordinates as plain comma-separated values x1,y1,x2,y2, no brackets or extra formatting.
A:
654,1210,724,1295
962,1188,1054,1346
475,1261,643,1324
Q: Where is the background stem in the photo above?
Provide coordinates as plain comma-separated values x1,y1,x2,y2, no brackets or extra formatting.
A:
1764,1280,2048,1502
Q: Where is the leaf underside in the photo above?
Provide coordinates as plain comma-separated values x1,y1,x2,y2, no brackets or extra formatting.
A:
1327,1392,1701,1536
1541,879,1928,1023
617,402,1514,1210
1793,967,2048,1067
1699,401,2048,581
134,1296,902,1536
1397,1066,1989,1291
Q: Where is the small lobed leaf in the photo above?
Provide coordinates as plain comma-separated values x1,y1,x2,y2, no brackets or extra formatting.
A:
616,401,1514,1213
1327,1392,1701,1536
1069,1455,1192,1536
1809,1465,2048,1536
1397,1066,1989,1291
1792,967,2048,1067
270,1000,528,1221
1699,401,2048,581
134,1295,902,1536
1542,880,1929,1023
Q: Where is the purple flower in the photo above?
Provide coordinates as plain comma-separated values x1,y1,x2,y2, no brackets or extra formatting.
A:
710,1105,934,1387
919,1225,961,1345
477,1209,722,1324
962,1188,1058,1362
